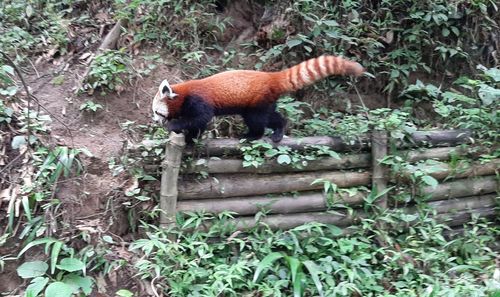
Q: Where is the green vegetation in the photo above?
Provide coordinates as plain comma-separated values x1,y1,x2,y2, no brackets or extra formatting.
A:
130,212,499,297
79,100,104,113
0,0,498,296
81,50,131,95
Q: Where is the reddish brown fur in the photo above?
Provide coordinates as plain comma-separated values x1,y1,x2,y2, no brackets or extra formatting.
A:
165,55,364,118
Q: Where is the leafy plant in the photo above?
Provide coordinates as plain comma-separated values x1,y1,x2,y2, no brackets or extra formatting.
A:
79,100,104,113
82,49,131,95
129,210,499,297
0,63,17,97
17,238,94,297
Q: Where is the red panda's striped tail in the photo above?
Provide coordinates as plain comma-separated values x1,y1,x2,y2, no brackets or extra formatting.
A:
278,55,365,92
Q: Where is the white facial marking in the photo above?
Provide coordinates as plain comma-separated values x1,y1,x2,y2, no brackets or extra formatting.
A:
152,79,177,124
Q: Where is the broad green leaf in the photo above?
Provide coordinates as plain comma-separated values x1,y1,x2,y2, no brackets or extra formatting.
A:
1,65,14,75
286,256,301,280
421,175,438,189
303,260,324,297
293,271,304,297
25,277,49,297
56,258,85,272
22,196,32,221
253,252,284,282
17,261,48,278
326,225,343,236
11,135,27,149
44,282,74,297
63,274,94,295
50,241,63,274
116,289,134,297
287,38,303,48
277,154,291,165
478,65,500,82
478,85,500,106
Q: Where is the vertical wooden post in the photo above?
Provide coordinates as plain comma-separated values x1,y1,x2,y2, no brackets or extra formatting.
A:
160,132,186,228
371,130,388,209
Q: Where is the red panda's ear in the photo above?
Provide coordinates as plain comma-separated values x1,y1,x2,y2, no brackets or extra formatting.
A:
159,79,176,99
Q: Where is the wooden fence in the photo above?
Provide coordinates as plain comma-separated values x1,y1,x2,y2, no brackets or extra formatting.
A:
128,129,499,230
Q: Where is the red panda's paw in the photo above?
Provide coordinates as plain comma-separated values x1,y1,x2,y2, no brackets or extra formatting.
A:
270,129,284,143
167,120,183,133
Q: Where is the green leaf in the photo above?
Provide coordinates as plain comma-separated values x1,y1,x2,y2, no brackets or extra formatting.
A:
56,258,85,273
326,225,343,236
17,261,48,278
421,175,438,189
18,238,59,257
277,154,292,165
292,271,304,297
2,65,15,75
116,289,134,297
478,85,500,106
11,135,27,149
25,277,49,297
50,241,63,274
22,196,32,221
253,252,284,282
285,256,302,297
44,282,74,297
483,67,500,82
63,274,94,295
287,38,303,48
303,260,324,297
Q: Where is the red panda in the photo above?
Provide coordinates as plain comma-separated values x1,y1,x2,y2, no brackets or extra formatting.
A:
152,55,365,143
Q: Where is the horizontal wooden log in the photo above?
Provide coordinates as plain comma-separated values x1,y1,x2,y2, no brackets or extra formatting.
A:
233,211,363,231
424,159,499,180
184,153,371,174
230,205,495,231
178,171,371,199
177,191,365,215
434,207,496,227
178,159,498,200
177,176,498,215
192,130,472,156
427,194,497,213
183,146,477,175
422,176,498,201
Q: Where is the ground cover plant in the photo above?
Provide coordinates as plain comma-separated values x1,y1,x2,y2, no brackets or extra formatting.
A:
0,0,499,295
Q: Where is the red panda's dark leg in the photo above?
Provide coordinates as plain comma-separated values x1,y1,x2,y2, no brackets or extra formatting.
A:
167,95,214,143
241,107,269,141
267,104,286,142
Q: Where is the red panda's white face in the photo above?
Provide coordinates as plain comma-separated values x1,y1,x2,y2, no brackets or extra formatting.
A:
152,79,177,124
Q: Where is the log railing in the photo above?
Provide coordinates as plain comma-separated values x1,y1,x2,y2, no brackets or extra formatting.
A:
125,129,498,230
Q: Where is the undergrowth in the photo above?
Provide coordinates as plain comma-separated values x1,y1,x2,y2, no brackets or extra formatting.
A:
0,0,499,296
130,211,500,297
